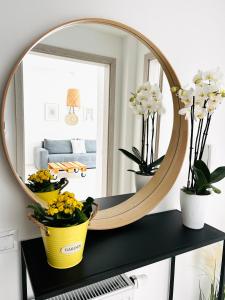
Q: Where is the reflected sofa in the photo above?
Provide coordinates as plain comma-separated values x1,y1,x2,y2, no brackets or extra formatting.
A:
34,139,96,170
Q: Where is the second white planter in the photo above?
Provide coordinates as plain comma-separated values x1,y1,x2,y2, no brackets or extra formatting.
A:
180,190,210,230
135,173,152,191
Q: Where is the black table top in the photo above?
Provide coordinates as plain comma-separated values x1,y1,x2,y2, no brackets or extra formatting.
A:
95,193,134,209
21,209,225,300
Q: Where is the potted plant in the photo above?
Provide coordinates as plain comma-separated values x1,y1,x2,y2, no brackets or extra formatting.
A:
172,68,225,229
28,192,97,269
26,169,68,207
119,82,165,191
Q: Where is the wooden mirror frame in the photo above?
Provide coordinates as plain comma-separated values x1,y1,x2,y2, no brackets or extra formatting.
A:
1,18,187,230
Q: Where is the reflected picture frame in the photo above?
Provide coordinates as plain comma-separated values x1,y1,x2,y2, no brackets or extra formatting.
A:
45,103,59,121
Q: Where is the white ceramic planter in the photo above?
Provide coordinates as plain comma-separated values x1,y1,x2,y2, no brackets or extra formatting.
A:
180,190,210,230
135,174,152,191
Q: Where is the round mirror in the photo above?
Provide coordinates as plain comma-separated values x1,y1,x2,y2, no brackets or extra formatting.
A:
1,18,187,229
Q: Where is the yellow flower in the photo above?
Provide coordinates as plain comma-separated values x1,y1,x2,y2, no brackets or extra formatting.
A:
47,207,56,216
47,198,56,206
76,202,83,210
30,169,53,182
63,191,75,198
63,195,69,201
64,208,71,214
58,205,64,212
72,200,78,207
53,208,58,214
66,198,73,205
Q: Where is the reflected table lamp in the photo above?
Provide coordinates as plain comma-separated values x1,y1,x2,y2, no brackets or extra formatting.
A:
65,88,80,125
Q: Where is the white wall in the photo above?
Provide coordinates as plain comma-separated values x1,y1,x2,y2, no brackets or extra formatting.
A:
0,1,225,299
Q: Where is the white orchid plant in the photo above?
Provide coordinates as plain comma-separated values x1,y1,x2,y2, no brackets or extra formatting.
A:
172,68,225,195
119,82,165,176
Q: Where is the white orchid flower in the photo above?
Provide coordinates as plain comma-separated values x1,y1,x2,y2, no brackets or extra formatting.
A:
129,82,165,120
207,83,220,94
178,88,194,106
209,94,222,106
207,102,217,115
203,68,223,83
137,81,151,93
193,70,204,85
129,96,136,104
194,106,207,120
129,82,164,117
154,102,165,114
152,91,163,102
195,86,208,106
142,81,151,91
179,107,191,120
221,89,225,97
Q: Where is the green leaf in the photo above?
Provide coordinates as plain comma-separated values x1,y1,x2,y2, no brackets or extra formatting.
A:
193,166,209,194
194,160,211,182
75,208,88,224
149,155,165,168
210,185,221,194
118,148,142,165
28,203,45,217
85,197,94,205
82,197,94,219
210,166,225,183
127,169,137,173
145,155,164,175
132,147,142,161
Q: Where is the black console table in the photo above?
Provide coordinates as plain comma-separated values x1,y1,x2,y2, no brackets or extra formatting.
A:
21,210,225,300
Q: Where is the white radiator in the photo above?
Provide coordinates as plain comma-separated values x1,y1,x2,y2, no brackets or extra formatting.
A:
45,273,147,300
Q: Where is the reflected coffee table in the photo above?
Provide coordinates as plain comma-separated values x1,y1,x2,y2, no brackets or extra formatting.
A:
48,161,87,177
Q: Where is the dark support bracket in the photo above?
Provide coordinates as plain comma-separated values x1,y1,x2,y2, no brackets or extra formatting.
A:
169,256,176,300
21,249,27,300
218,241,225,300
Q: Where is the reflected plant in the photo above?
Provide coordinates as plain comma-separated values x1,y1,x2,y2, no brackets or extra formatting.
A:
199,276,225,300
119,82,165,176
198,243,224,299
26,169,68,192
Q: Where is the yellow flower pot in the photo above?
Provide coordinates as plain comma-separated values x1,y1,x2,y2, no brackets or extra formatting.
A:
34,189,60,207
40,220,89,269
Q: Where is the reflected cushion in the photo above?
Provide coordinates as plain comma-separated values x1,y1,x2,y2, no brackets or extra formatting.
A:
71,139,86,154
44,139,72,154
85,140,96,153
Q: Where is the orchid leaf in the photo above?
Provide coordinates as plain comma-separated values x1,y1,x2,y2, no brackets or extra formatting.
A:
210,185,221,194
210,167,225,183
194,160,211,182
193,166,209,194
148,155,165,168
132,146,142,161
118,148,142,164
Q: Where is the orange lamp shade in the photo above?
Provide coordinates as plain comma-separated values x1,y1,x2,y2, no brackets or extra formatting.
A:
66,88,80,108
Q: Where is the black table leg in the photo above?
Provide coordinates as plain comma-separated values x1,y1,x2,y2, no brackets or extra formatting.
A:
21,249,27,300
218,241,225,300
169,256,175,300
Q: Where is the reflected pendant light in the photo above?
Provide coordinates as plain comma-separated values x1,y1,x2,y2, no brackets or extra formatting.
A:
65,88,80,125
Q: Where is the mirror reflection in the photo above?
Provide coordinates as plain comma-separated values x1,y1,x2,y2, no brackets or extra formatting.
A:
4,23,173,209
